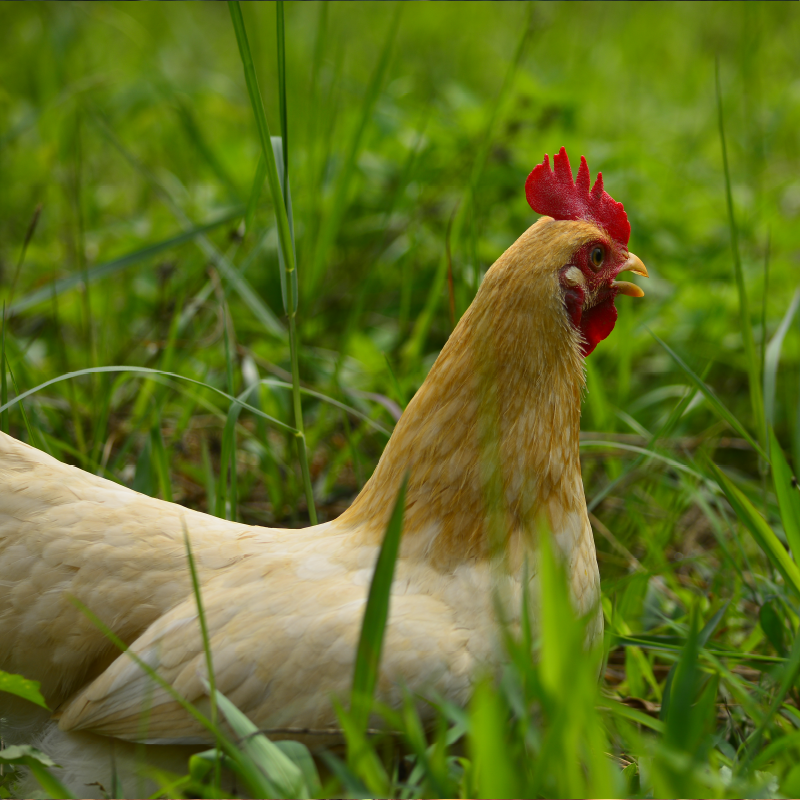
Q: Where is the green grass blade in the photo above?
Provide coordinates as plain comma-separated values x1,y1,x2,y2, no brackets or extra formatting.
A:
69,597,274,799
706,458,800,599
211,687,309,799
580,440,703,479
740,625,800,769
651,329,767,459
182,521,221,790
175,98,241,203
149,422,172,502
764,287,800,433
227,1,295,285
201,435,217,513
223,301,238,520
88,110,285,339
132,433,155,496
228,0,316,523
588,363,712,512
271,136,297,316
0,749,74,799
468,680,523,799
245,154,267,237
260,378,391,437
1,305,7,434
350,474,408,733
7,210,242,317
276,1,289,212
0,669,49,710
216,397,243,520
769,428,800,558
716,59,765,441
0,366,297,435
307,4,401,298
383,353,406,410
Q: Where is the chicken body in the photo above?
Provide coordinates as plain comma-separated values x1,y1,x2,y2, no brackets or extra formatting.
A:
0,211,642,795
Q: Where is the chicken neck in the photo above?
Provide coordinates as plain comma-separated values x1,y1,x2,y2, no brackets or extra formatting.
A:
338,220,588,570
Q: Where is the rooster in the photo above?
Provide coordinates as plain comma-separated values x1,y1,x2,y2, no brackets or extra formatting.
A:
0,147,646,795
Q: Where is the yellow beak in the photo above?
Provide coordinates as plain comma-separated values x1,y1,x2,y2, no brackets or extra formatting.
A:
613,252,648,297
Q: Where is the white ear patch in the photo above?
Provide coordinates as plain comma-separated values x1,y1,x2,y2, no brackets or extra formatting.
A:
562,266,586,288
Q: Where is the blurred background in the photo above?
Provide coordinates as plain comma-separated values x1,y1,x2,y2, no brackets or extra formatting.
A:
0,1,798,587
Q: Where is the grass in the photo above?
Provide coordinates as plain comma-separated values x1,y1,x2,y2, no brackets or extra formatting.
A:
1,1,800,797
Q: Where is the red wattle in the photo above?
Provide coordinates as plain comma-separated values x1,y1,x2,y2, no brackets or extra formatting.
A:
579,297,618,356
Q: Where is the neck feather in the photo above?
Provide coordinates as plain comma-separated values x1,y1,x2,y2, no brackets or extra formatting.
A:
338,221,588,569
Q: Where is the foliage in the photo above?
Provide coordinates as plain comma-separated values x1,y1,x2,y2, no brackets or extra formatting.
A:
1,1,800,797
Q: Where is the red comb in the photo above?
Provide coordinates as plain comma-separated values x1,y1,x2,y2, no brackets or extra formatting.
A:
525,147,630,247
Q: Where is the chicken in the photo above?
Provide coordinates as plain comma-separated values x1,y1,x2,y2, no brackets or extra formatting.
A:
0,147,647,794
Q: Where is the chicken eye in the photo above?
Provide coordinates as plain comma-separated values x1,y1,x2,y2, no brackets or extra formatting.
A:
590,247,604,269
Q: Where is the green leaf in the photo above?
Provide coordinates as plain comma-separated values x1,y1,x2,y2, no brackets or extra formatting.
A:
0,670,49,710
706,459,800,599
0,745,72,799
0,745,56,768
350,474,408,732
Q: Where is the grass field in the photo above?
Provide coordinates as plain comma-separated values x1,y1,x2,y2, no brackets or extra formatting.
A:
1,1,800,797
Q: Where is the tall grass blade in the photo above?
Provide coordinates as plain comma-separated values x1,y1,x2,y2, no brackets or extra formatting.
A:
588,363,712,512
245,154,267,237
706,458,800,599
716,59,765,440
150,421,173,502
1,305,7,434
223,301,238,520
70,598,274,798
88,110,285,338
7,210,243,317
182,521,222,791
402,8,531,365
228,0,316,522
769,428,800,558
174,99,241,203
740,626,800,768
307,4,401,298
260,377,391,437
211,688,310,799
272,136,297,315
350,474,408,733
276,1,289,211
0,366,297,434
8,202,42,305
468,680,523,799
651,329,767,459
764,287,800,434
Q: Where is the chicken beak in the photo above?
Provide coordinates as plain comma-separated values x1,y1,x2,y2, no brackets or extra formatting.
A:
612,252,648,297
